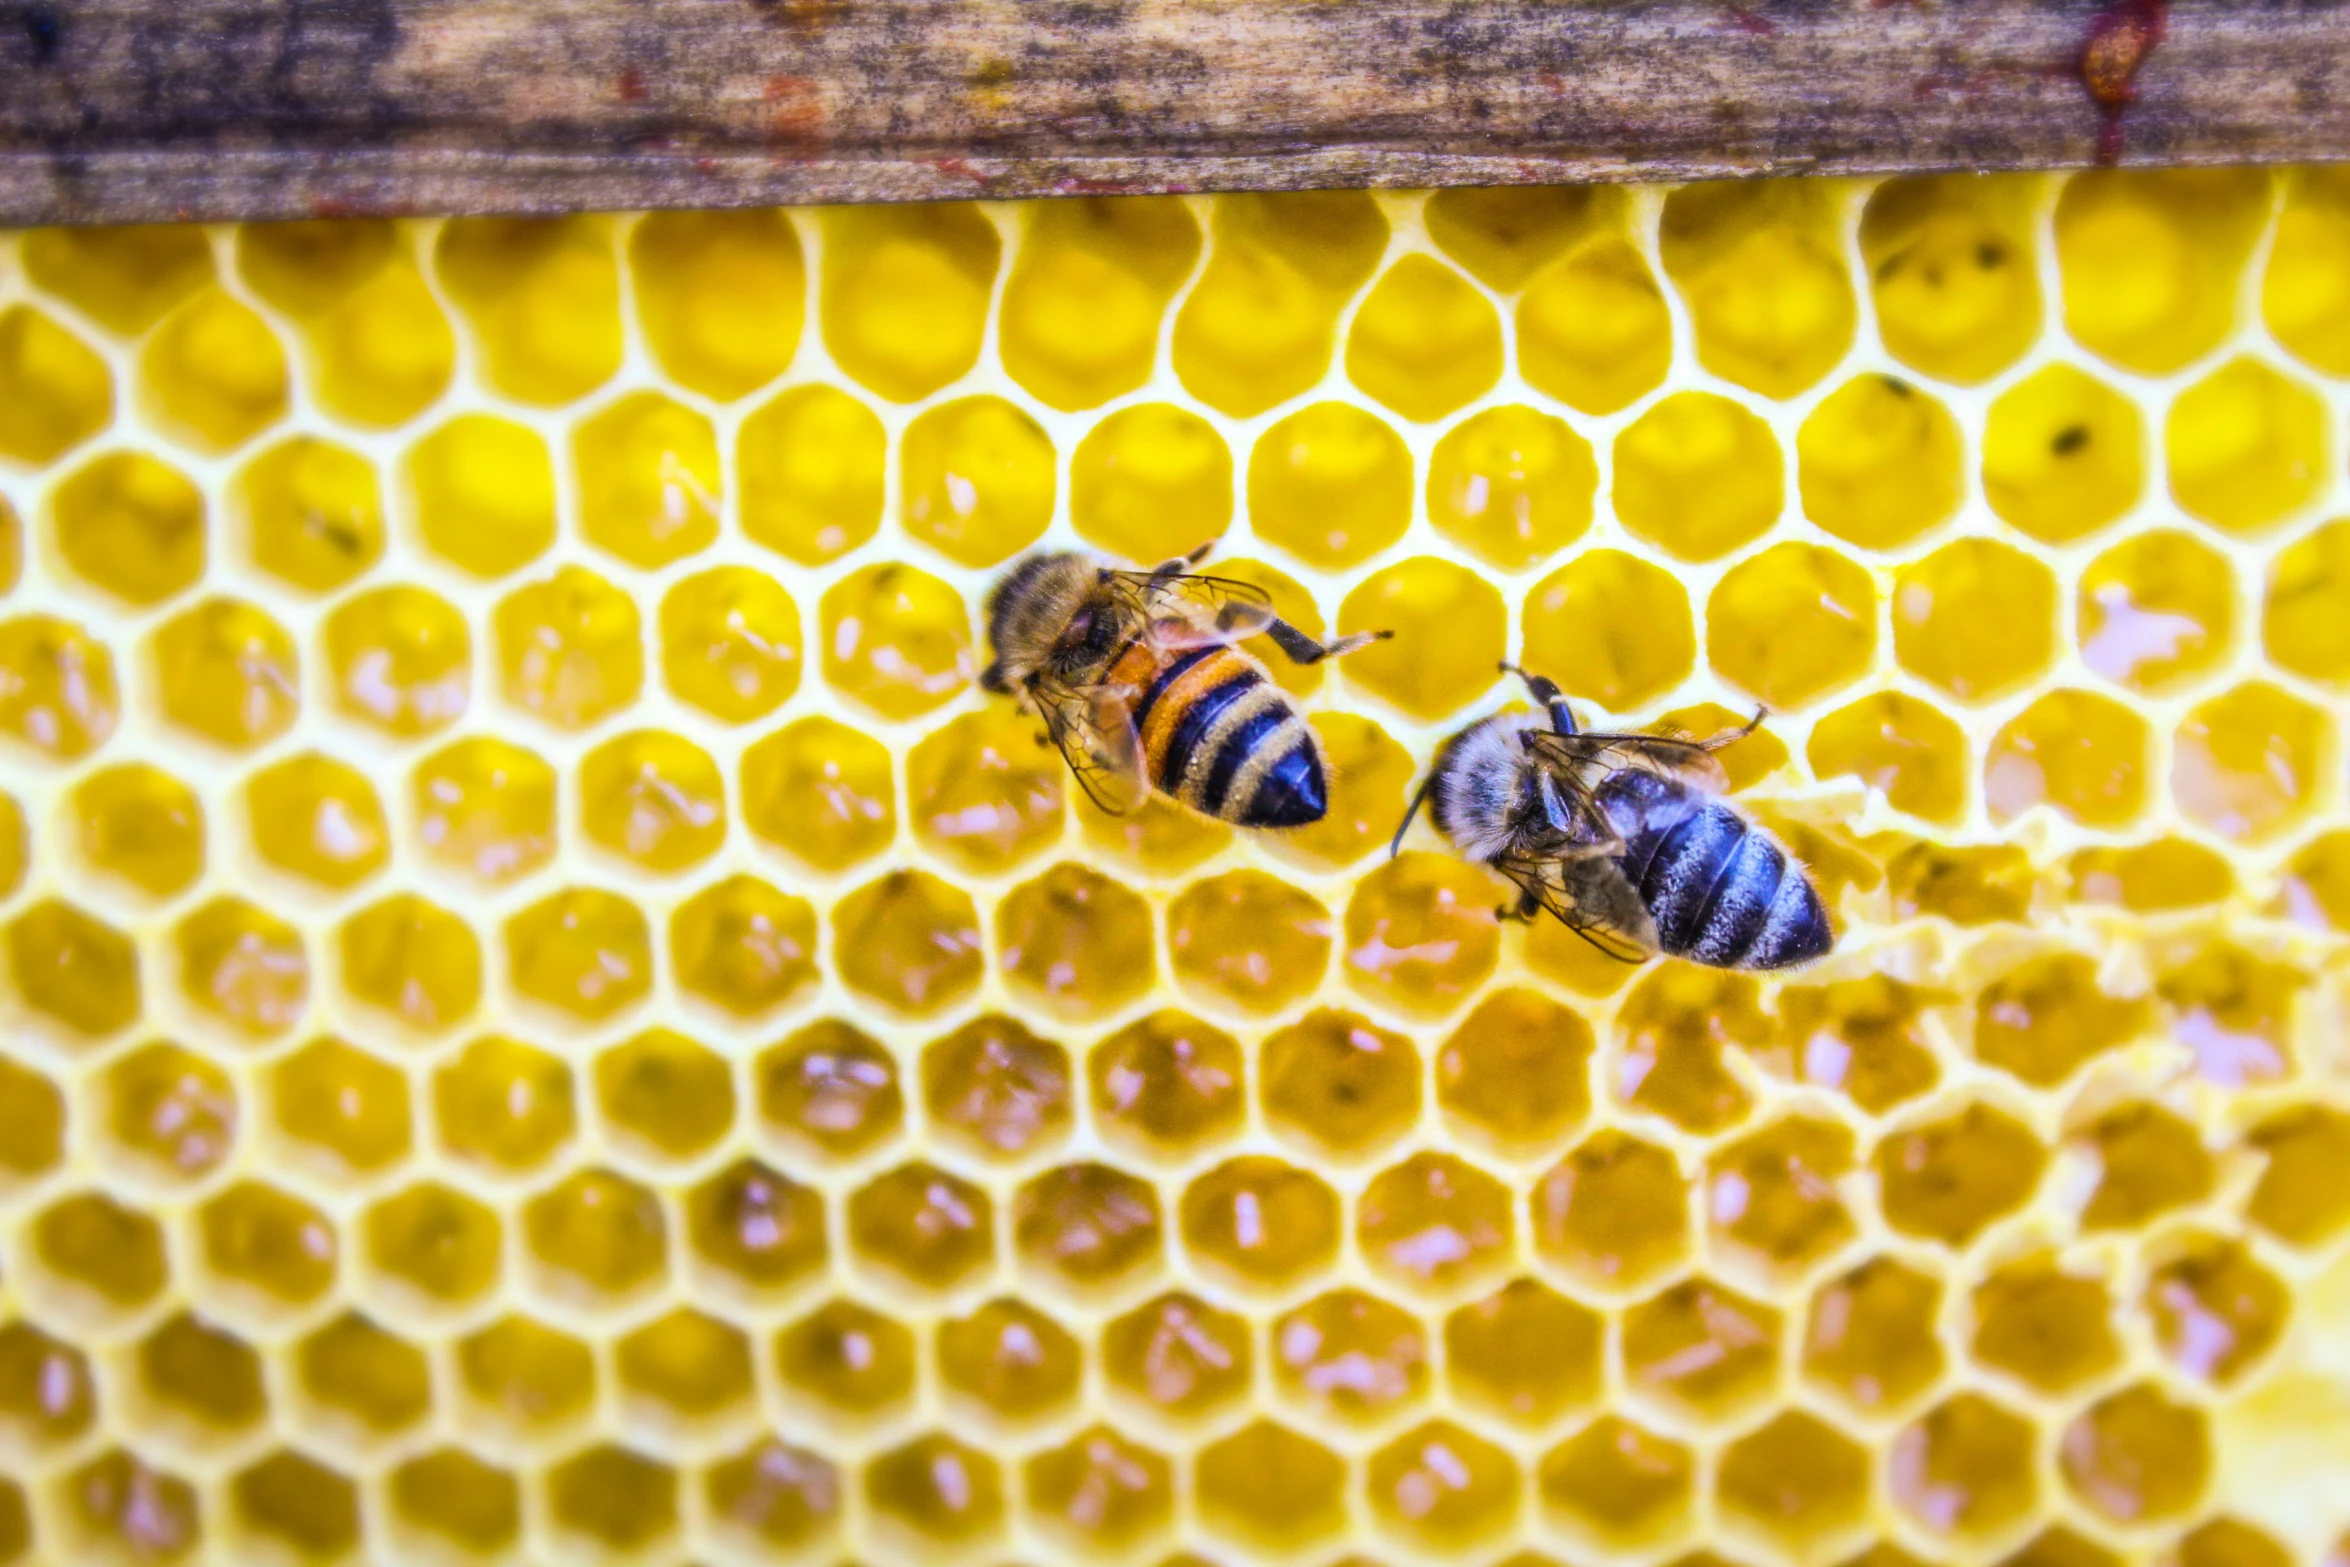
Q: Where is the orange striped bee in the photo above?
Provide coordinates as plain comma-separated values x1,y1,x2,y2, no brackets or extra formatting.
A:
980,543,1388,827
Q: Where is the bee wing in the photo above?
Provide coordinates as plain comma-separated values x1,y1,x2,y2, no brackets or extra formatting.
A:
1110,571,1278,649
1034,677,1149,815
1527,727,1733,797
1497,850,1659,961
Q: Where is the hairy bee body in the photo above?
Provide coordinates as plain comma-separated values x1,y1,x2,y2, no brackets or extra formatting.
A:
1586,764,1829,970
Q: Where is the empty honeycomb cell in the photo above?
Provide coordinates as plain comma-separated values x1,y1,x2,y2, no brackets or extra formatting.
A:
2264,517,2350,688
1166,869,1332,1017
1537,1416,1696,1548
435,215,623,404
671,874,818,1020
579,729,727,873
1661,180,1856,398
576,392,723,569
506,887,652,1021
1195,1418,1350,1550
938,1297,1083,1423
11,898,142,1037
1425,403,1596,571
545,1444,679,1553
1861,173,2044,384
1102,1290,1252,1420
1339,557,1507,723
2174,681,2333,843
1807,693,1970,824
1707,543,1878,711
1622,1277,1783,1417
907,707,1065,875
521,1167,669,1302
865,1431,1005,1548
2075,1102,2214,1230
1895,538,2060,704
1181,1156,1342,1293
996,862,1156,1021
687,1158,828,1294
657,567,802,725
1002,197,1201,411
166,898,302,1038
818,561,974,720
2282,831,2350,931
1517,236,1675,414
2144,1235,2288,1384
1532,1130,1690,1289
1083,789,1239,880
1716,1410,1871,1547
0,1056,64,1180
269,1036,412,1177
1803,1256,1947,1412
1971,1256,2123,1395
1876,1104,2047,1246
364,1180,502,1307
846,1162,995,1291
139,288,290,453
2166,358,2329,535
338,894,483,1034
1173,190,1389,417
1706,1116,1858,1276
742,715,899,873
595,1027,737,1162
1892,1393,2042,1537
2069,837,2235,913
922,1014,1072,1160
2161,940,2303,1088
302,258,457,430
1436,987,1594,1157
65,1449,202,1564
1341,852,1501,1017
2074,529,2235,696
494,565,645,731
1357,1152,1513,1296
197,1180,339,1310
238,436,383,594
136,1310,267,1434
706,1438,841,1556
1981,364,2145,544
0,305,112,467
1346,253,1503,422
630,208,804,400
756,1017,904,1161
1887,841,2036,925
739,383,887,565
231,1450,359,1560
1985,688,2152,829
831,870,984,1018
53,450,207,607
101,1040,238,1182
614,1307,756,1426
23,222,214,335
157,597,303,752
821,203,1000,402
2055,168,2270,375
1974,951,2148,1086
1367,1419,1522,1547
1519,549,1698,714
2061,1384,2211,1525
902,395,1058,568
1067,403,1232,566
1798,375,1966,550
1446,1277,1604,1424
0,614,119,761
73,764,204,899
322,585,472,739
1247,401,1416,571
1026,1425,1176,1551
2168,1519,2295,1567
2265,168,2350,370
30,1191,169,1315
1262,1009,1422,1161
0,1321,95,1448
456,1315,597,1437
1614,965,1765,1135
247,752,390,889
1613,393,1785,561
406,415,559,579
1088,1010,1245,1161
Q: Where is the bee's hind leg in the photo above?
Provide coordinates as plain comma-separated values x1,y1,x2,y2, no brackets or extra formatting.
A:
1704,705,1771,749
1265,619,1390,666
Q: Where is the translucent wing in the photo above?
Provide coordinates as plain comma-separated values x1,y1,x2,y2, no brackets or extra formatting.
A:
1497,849,1660,962
1112,571,1278,649
1527,727,1732,796
1033,677,1148,815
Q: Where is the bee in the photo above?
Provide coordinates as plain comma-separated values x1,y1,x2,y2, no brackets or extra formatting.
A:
1394,664,1832,970
980,542,1388,827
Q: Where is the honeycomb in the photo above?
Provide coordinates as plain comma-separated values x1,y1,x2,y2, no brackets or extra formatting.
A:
0,169,2347,1567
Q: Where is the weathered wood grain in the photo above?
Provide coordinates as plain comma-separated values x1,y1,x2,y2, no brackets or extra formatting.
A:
0,0,2343,225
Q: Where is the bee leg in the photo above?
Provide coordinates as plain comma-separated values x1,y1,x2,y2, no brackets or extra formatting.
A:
1500,662,1578,736
1144,539,1221,590
1388,778,1431,859
1265,619,1391,666
1705,705,1770,748
1495,889,1543,923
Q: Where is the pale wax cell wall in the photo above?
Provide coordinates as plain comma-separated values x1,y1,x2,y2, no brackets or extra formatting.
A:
0,171,2344,1567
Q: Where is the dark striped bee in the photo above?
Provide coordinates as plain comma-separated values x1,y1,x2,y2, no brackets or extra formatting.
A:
1395,664,1832,970
980,543,1387,828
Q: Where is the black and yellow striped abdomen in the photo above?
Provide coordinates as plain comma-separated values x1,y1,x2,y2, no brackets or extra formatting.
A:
1116,643,1327,827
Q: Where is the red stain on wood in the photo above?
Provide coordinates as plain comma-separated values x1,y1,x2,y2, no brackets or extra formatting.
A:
763,73,824,140
616,66,647,102
2080,0,2167,162
1721,6,1778,35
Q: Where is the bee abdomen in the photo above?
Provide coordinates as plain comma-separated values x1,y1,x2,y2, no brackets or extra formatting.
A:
1629,794,1831,971
1141,647,1325,826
